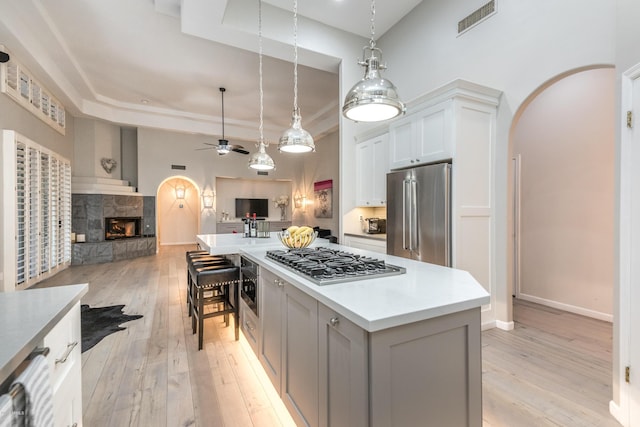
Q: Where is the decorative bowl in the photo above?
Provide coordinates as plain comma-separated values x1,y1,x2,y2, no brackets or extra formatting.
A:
277,231,318,249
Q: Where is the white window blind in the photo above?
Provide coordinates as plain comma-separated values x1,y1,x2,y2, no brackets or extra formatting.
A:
1,130,71,291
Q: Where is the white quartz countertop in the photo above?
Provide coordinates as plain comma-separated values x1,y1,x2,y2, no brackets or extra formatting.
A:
0,284,88,384
197,232,286,255
196,233,489,332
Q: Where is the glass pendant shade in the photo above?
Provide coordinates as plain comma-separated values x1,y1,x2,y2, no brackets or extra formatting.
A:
216,139,231,154
279,109,315,153
248,141,275,170
343,47,405,122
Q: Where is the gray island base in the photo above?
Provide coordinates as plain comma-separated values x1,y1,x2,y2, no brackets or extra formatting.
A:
196,234,489,426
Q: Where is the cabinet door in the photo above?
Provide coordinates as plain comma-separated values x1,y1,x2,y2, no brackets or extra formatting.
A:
389,116,415,170
355,140,374,206
259,268,283,392
282,283,319,427
344,236,387,255
318,303,368,427
240,298,260,355
356,134,389,207
371,135,389,206
414,101,453,164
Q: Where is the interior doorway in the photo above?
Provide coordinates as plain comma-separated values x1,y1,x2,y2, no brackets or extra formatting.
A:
157,176,201,246
509,66,615,321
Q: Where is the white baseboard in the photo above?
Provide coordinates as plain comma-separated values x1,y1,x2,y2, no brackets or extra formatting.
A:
494,319,514,331
160,241,197,246
517,293,613,322
609,400,626,426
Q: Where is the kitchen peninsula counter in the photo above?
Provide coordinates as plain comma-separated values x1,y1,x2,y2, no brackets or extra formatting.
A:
196,233,488,426
196,233,489,332
0,284,88,385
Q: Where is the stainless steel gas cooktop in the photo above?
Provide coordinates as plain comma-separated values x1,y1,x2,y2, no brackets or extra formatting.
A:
265,247,406,285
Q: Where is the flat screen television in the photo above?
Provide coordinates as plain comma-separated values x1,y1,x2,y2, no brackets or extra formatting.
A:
235,198,269,219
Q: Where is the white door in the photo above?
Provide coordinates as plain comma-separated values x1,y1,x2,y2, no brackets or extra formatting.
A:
620,63,640,426
629,70,640,426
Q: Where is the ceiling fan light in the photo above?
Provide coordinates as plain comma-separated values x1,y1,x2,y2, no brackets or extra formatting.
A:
248,141,275,171
216,139,231,155
279,110,315,153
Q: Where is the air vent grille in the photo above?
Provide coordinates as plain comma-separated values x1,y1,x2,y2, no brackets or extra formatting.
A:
458,0,496,34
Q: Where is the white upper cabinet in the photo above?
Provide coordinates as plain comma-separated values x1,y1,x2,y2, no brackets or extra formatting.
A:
389,101,453,170
355,133,389,207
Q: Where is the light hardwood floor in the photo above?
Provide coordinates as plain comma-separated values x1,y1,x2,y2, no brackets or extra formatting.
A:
37,245,620,427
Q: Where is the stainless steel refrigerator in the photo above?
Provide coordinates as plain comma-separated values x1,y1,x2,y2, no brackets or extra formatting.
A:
386,162,451,266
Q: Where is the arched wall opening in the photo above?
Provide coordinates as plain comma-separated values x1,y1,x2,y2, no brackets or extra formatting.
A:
506,65,615,321
157,176,201,246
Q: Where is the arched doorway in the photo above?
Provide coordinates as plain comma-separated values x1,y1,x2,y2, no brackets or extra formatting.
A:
508,66,615,319
157,176,201,246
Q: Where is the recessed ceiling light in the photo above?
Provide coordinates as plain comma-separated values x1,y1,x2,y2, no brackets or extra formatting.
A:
141,99,150,104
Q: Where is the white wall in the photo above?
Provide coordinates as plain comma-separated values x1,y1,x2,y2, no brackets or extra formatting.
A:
513,68,615,318
361,0,616,328
216,177,292,221
137,127,300,234
292,130,340,235
73,117,121,179
157,177,199,245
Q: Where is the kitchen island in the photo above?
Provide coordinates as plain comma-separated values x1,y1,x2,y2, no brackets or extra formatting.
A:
0,284,87,427
197,233,489,426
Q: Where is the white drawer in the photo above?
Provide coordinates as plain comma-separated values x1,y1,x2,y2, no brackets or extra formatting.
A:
43,302,81,392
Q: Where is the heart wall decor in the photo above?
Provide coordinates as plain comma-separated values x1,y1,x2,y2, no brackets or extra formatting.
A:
101,158,117,174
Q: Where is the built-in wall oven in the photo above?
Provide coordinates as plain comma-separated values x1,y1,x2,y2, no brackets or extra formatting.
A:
240,256,258,316
239,256,260,354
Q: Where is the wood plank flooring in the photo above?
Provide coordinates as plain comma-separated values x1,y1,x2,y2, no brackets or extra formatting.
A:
36,245,620,427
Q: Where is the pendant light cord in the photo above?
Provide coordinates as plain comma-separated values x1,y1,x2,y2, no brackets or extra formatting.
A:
258,0,265,144
369,0,376,49
293,0,299,112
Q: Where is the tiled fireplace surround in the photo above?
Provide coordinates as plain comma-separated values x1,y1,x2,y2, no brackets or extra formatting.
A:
71,194,156,265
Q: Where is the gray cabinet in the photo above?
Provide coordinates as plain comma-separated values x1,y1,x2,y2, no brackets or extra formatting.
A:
257,266,483,427
239,298,259,355
369,308,482,427
259,268,283,390
318,303,368,427
259,268,318,427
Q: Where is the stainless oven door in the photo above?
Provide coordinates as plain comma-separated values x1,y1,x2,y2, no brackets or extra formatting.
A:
240,256,258,316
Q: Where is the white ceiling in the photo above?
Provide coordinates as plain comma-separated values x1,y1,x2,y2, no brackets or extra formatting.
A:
0,0,421,145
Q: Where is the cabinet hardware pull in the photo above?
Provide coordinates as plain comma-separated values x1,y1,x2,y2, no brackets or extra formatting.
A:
329,317,340,327
55,341,78,365
277,280,284,288
245,321,255,332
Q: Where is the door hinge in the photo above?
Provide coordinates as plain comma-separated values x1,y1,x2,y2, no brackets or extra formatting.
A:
625,366,630,383
627,111,633,129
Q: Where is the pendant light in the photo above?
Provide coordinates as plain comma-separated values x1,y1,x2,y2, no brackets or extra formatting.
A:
249,0,276,171
342,0,405,122
278,0,315,153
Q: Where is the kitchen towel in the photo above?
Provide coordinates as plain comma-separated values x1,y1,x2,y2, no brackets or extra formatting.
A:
11,355,53,427
0,394,12,427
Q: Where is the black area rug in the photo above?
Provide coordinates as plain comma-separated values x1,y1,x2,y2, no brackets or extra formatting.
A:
81,304,143,352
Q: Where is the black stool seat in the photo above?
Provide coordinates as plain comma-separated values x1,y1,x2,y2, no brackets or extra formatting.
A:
185,250,210,261
190,264,240,350
187,258,233,316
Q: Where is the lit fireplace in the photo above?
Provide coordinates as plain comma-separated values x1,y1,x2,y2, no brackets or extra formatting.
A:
105,217,142,240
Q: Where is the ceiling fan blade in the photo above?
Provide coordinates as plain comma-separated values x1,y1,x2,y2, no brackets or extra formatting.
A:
202,142,218,146
232,147,250,155
195,147,215,151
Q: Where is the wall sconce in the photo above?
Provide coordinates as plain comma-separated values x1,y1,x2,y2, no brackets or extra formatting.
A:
175,185,186,200
294,194,307,210
202,193,214,209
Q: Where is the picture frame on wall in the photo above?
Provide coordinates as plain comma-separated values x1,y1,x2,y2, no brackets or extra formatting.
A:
314,179,332,218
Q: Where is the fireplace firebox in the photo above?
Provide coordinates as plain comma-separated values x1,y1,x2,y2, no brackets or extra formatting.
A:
105,217,142,240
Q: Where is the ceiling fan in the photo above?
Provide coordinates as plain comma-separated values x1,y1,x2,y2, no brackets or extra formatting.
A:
198,87,249,155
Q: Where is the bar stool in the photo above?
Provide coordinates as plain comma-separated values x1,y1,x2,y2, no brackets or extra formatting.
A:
187,257,230,316
185,251,227,312
190,263,240,350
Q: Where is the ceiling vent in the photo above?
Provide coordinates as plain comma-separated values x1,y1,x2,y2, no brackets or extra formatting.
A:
458,0,496,35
